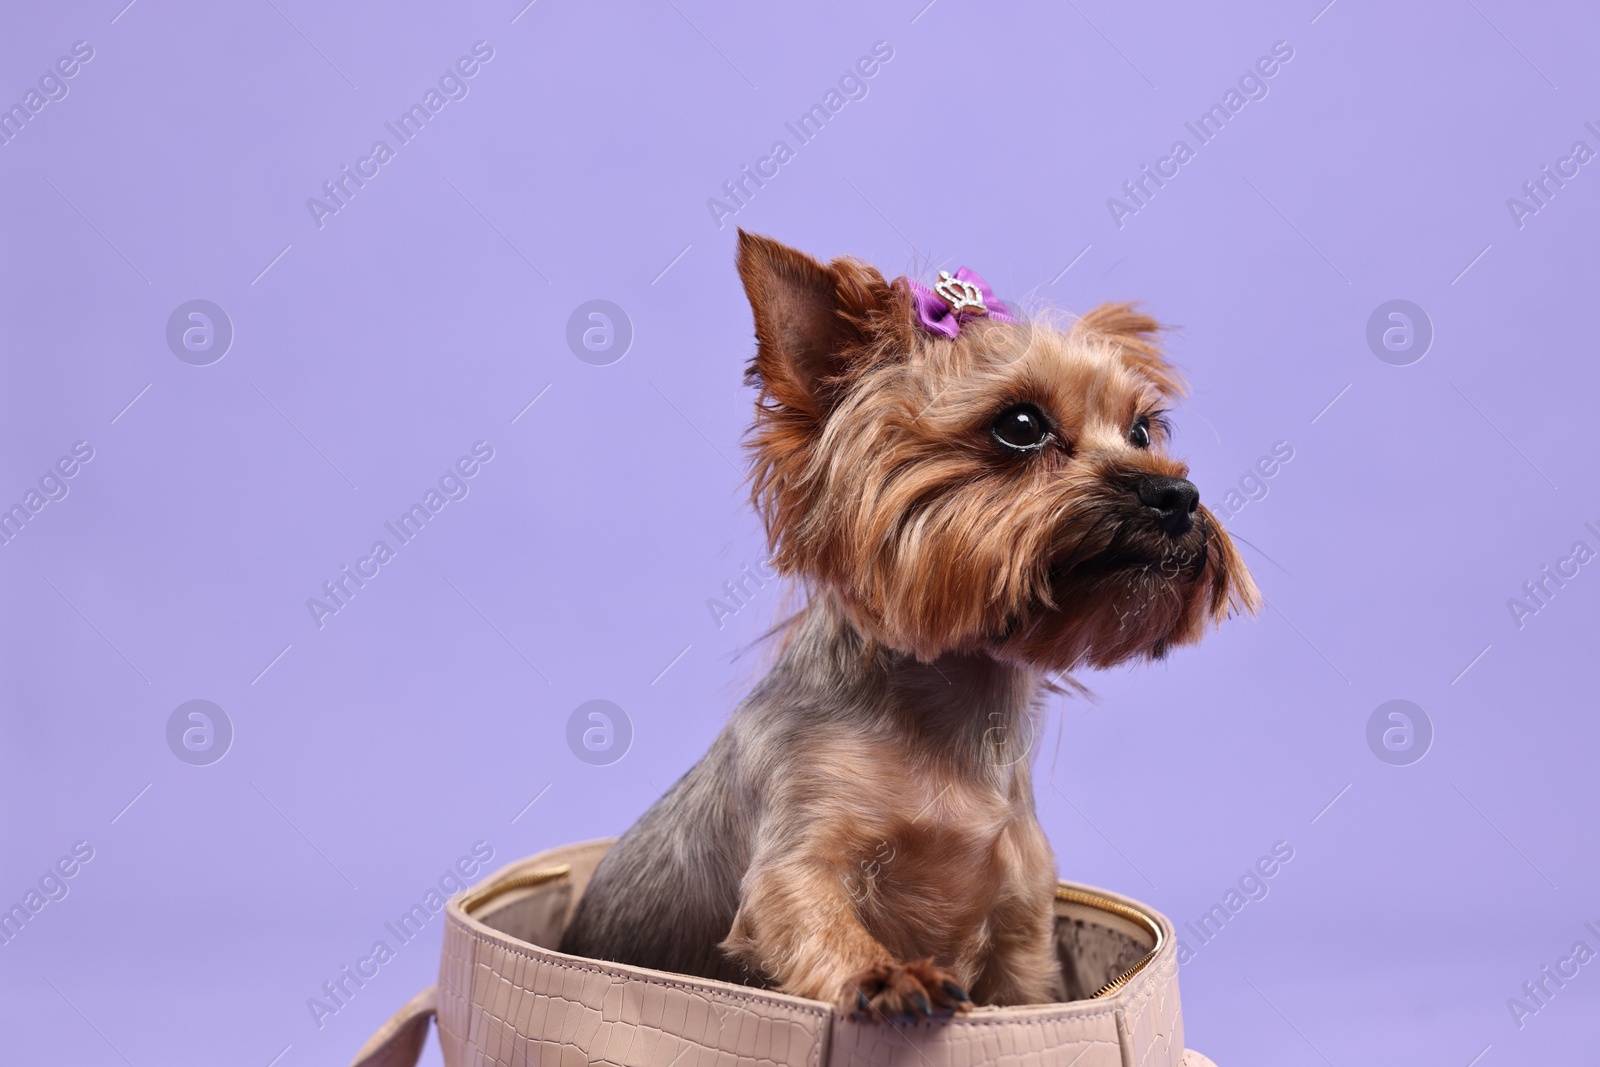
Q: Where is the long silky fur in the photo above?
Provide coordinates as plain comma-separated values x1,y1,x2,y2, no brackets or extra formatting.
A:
560,232,1257,1015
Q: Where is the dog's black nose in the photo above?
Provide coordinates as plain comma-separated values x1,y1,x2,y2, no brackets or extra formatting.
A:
1136,476,1199,537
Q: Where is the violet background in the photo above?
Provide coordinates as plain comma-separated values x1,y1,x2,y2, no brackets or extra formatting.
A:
2,0,1598,1064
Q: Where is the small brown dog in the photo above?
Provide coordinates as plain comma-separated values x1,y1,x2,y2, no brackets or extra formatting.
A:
559,232,1257,1021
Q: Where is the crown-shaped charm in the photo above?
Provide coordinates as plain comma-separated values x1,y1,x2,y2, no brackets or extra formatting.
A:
932,270,988,316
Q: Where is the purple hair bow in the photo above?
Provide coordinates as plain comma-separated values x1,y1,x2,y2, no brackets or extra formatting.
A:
907,268,1017,338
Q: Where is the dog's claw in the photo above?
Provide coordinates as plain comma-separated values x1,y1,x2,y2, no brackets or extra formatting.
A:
840,959,968,1023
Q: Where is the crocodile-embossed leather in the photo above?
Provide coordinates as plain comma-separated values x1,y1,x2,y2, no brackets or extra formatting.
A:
348,840,1221,1067
437,910,832,1067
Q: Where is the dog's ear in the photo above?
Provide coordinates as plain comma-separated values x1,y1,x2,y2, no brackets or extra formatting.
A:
1076,303,1186,398
737,230,894,417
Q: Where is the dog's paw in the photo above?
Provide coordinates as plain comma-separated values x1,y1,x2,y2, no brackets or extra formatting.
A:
840,959,970,1023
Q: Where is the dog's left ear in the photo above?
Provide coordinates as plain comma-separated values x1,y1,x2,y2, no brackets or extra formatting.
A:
1075,303,1185,398
736,230,896,418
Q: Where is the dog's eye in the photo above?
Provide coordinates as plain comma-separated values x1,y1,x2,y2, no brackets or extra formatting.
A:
993,405,1049,451
1128,416,1152,449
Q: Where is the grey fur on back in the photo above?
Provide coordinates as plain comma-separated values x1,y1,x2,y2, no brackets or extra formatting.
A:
557,747,757,984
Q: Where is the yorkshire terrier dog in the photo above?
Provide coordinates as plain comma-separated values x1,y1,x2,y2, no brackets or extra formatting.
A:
560,232,1257,1021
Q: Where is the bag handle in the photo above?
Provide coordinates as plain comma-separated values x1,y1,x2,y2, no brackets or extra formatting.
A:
347,985,435,1067
348,858,573,1065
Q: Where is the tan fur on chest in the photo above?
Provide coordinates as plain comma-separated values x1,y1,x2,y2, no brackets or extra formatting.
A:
788,736,1040,978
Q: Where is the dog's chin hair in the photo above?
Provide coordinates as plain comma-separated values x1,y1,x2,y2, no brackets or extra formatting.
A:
831,549,1216,674
985,553,1216,673
1015,507,1257,673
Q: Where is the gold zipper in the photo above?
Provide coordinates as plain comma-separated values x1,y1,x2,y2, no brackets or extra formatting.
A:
463,868,1160,1001
1055,885,1164,998
459,864,571,915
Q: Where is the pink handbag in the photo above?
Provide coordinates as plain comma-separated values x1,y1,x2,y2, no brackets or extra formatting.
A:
351,838,1220,1067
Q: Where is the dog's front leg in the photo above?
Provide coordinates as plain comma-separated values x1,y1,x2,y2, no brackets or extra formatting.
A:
968,823,1064,1006
967,883,1063,1006
720,846,970,1021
